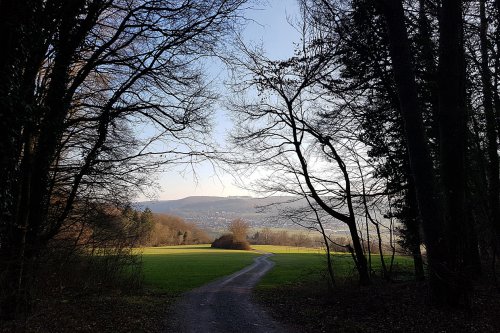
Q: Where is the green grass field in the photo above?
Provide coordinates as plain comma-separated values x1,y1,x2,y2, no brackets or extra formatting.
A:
139,244,414,294
252,245,354,288
253,245,414,288
140,245,258,293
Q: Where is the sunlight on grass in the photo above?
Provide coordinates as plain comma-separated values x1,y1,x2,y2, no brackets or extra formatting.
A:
140,245,258,293
138,244,414,294
252,245,414,289
141,244,252,255
253,245,353,288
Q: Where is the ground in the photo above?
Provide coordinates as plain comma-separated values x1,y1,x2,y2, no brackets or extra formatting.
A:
0,293,172,333
1,245,499,332
167,253,289,333
254,245,500,333
0,245,258,333
141,245,259,293
256,279,500,333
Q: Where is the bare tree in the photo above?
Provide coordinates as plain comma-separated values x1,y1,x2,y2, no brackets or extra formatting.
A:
226,33,372,284
229,218,250,242
0,0,249,318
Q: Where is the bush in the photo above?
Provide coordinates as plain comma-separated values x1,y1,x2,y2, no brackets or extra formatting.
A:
38,205,145,296
211,234,251,250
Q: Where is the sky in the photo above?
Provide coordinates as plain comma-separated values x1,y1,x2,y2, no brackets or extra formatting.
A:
146,0,302,201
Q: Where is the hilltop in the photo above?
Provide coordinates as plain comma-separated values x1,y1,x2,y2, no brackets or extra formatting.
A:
135,196,344,232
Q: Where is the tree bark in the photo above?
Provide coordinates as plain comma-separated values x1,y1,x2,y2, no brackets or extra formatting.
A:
437,0,472,303
417,0,440,150
379,0,452,304
482,0,500,254
406,175,425,282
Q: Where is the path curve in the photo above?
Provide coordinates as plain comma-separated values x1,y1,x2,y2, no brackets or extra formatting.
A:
165,253,291,333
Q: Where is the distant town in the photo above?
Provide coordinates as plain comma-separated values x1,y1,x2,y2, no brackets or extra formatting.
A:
136,196,349,234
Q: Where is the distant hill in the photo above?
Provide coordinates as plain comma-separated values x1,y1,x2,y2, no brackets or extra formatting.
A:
137,196,302,214
134,196,325,231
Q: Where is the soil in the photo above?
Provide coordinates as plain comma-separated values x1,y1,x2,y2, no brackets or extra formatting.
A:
166,253,293,333
256,279,500,333
0,291,175,333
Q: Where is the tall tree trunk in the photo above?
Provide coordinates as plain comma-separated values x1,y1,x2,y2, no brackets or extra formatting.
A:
379,0,453,304
346,219,370,284
470,114,492,262
484,0,500,254
406,175,425,281
437,0,471,303
0,0,49,317
495,0,500,140
1,1,92,317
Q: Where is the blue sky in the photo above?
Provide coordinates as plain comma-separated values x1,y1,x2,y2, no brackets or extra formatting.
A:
148,0,301,201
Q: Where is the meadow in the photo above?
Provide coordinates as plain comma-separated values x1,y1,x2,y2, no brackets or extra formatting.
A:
140,244,327,293
141,245,259,293
138,245,496,333
253,245,414,288
140,244,414,293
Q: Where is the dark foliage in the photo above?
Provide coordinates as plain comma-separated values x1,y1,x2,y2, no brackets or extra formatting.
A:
211,234,251,250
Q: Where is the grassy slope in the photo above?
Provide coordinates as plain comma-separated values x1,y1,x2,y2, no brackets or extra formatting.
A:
141,245,259,293
140,244,414,293
252,245,414,288
0,245,429,333
12,244,493,333
252,245,330,288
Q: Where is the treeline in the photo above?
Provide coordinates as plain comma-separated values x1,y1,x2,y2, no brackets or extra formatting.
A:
4,206,211,319
108,207,211,247
210,218,400,255
51,206,211,253
250,228,320,248
250,228,395,254
140,213,211,247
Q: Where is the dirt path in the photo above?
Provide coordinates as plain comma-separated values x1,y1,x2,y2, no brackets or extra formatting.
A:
165,253,291,333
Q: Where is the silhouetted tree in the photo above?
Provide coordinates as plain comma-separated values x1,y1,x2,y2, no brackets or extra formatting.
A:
379,0,472,304
0,0,248,318
301,0,426,281
227,36,372,285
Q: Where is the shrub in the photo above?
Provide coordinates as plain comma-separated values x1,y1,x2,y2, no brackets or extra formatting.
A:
211,234,251,250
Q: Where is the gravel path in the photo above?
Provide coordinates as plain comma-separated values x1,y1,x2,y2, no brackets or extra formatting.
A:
165,253,291,333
